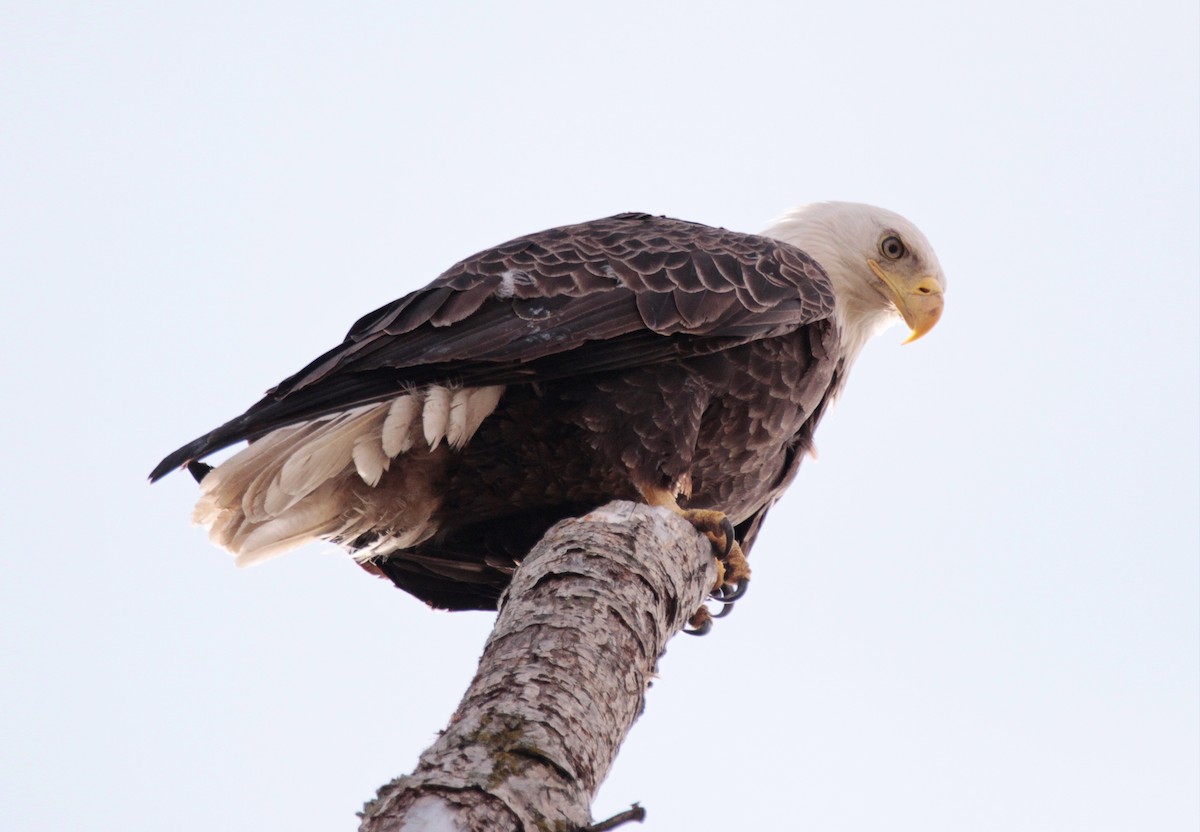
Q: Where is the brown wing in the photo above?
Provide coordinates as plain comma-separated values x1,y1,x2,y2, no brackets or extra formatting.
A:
150,212,835,481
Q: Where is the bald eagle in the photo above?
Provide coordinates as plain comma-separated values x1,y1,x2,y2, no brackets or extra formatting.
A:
151,204,945,615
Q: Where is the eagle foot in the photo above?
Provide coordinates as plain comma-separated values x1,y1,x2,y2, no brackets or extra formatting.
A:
686,539,751,636
673,508,753,595
683,605,713,636
639,493,752,634
683,577,747,636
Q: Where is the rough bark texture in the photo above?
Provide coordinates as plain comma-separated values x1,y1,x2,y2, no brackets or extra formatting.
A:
359,501,716,832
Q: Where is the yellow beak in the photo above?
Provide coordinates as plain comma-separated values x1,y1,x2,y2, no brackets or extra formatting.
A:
868,260,945,344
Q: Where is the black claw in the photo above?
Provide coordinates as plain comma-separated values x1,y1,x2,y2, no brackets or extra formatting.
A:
718,516,736,558
713,601,737,618
707,578,747,605
718,578,749,603
684,617,713,636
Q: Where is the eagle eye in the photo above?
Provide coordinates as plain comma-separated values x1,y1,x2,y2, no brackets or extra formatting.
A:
880,235,906,260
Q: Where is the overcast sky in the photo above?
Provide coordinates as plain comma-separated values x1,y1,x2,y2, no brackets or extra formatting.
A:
2,2,1197,830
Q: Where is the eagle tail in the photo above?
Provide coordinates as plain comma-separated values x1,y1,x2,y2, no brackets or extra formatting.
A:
165,385,505,567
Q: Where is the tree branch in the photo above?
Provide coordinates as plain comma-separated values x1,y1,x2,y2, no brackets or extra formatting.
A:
359,501,716,831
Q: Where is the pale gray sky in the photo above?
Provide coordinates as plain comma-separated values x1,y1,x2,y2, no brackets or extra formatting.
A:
2,2,1197,830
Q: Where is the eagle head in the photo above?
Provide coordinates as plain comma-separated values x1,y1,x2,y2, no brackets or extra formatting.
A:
762,202,946,357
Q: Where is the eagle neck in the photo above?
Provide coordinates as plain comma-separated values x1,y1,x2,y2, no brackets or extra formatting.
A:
831,288,896,368
759,215,898,367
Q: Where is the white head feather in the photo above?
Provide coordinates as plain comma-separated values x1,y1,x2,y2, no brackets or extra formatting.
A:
761,202,946,365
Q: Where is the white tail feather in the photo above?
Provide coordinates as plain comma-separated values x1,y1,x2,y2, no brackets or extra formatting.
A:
239,424,325,521
447,389,471,449
447,386,504,448
233,482,346,566
382,393,421,457
464,386,503,446
353,431,390,486
422,386,452,449
190,385,506,566
267,405,382,516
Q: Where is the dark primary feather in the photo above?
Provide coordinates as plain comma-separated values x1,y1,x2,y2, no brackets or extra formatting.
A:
150,213,835,482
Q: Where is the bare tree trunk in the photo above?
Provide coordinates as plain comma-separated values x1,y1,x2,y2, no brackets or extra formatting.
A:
359,500,715,832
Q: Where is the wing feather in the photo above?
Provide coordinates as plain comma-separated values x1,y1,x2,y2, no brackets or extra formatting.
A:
150,212,835,480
